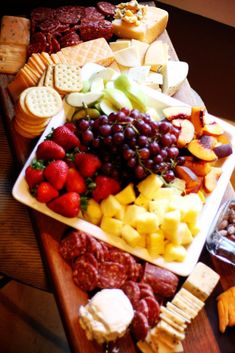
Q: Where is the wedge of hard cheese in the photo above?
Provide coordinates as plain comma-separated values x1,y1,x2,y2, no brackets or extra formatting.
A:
112,6,168,44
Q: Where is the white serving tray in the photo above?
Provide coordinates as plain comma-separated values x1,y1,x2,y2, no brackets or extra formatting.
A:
12,90,235,276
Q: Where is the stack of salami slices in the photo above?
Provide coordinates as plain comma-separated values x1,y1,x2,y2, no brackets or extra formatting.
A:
29,2,116,56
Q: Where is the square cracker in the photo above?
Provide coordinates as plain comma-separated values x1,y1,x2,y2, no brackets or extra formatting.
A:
44,65,55,87
54,64,83,93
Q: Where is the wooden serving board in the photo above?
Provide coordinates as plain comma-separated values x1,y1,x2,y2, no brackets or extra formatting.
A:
0,7,235,353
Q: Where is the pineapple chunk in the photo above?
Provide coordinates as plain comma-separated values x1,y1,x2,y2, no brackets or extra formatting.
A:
135,193,150,209
100,195,121,217
83,199,102,225
115,183,136,205
100,216,123,237
181,193,203,224
147,230,165,257
152,187,181,201
161,210,181,237
121,224,143,247
149,199,169,224
188,221,201,236
124,205,146,227
137,174,163,199
164,243,187,262
178,222,193,245
115,204,126,221
136,212,159,234
168,195,187,219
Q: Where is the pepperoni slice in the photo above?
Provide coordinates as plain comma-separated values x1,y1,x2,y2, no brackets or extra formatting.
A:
73,252,98,270
136,299,149,320
96,2,116,17
59,231,85,261
73,262,98,291
98,262,127,289
138,283,155,299
121,281,141,307
144,297,160,327
79,20,113,42
131,311,149,341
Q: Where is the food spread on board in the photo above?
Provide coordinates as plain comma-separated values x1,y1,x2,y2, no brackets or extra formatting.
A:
1,1,234,352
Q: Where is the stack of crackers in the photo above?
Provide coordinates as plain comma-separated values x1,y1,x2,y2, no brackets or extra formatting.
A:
14,86,63,138
38,63,83,95
138,262,220,353
0,16,30,74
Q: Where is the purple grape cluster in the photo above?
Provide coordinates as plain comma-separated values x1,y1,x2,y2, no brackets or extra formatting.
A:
75,108,184,183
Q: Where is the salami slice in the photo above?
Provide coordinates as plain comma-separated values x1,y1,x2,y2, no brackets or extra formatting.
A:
31,31,47,45
73,262,98,291
39,19,61,33
84,7,105,20
86,234,99,253
73,252,98,270
59,231,86,261
128,262,143,282
31,7,54,23
29,32,47,54
100,241,110,260
54,7,80,25
138,283,155,299
98,262,127,289
79,20,113,42
96,2,116,17
131,311,149,341
144,297,160,327
51,36,61,53
121,280,141,308
109,249,134,274
59,32,81,48
136,299,149,319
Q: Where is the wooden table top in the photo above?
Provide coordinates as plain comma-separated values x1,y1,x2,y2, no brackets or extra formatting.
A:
0,23,235,353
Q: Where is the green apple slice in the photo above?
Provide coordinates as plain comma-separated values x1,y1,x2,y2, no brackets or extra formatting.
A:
90,77,105,93
66,92,103,108
104,88,132,110
80,63,104,81
89,68,118,83
100,99,117,115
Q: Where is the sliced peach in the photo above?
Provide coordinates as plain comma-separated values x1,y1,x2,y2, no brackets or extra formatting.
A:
217,134,230,144
162,106,191,121
188,136,218,162
183,157,212,176
202,122,224,136
213,143,233,159
204,167,222,193
172,118,195,147
190,106,204,137
175,165,203,194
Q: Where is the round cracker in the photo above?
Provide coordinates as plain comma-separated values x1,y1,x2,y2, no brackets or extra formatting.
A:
25,87,62,118
13,119,40,139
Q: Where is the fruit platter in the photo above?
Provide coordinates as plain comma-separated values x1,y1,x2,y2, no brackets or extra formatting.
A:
1,1,235,353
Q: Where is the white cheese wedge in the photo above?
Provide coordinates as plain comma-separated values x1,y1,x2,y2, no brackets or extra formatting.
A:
162,61,189,96
147,71,163,85
109,40,131,52
114,45,141,67
112,6,169,43
107,60,121,73
131,39,149,64
144,40,169,72
127,66,151,84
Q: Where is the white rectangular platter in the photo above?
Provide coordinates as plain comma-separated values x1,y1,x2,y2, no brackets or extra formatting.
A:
12,89,235,276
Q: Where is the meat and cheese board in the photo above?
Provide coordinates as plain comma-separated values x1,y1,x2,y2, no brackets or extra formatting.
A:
1,1,235,353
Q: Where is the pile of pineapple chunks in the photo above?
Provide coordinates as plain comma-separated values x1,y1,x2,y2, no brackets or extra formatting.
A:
83,174,203,262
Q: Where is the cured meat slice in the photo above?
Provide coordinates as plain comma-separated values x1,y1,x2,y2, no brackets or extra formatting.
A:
99,241,110,260
29,32,47,54
131,311,149,341
136,299,149,320
98,262,127,289
138,283,155,299
121,280,141,307
79,20,113,42
84,7,105,20
59,231,86,261
51,36,60,53
73,262,98,291
73,252,98,270
144,296,160,327
96,2,116,17
92,241,105,262
54,7,80,25
59,32,81,48
128,262,143,282
109,249,134,274
31,7,54,23
141,263,179,298
39,19,61,33
31,31,47,45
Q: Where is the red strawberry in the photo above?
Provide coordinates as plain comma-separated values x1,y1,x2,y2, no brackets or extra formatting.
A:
64,122,77,133
36,140,65,160
52,125,80,150
44,160,69,190
65,168,87,193
47,192,80,218
35,182,59,203
75,152,101,177
92,175,121,202
25,160,45,189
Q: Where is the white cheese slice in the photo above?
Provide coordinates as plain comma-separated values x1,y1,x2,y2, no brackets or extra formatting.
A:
107,60,121,73
109,40,131,52
114,46,141,67
147,71,163,85
127,66,151,84
144,40,168,72
162,60,189,96
131,39,149,64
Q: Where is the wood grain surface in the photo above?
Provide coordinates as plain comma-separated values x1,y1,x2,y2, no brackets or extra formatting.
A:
0,7,235,353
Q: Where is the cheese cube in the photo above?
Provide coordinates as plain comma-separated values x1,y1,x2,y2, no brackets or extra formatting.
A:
112,7,169,44
182,262,220,301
